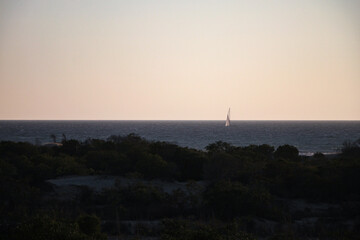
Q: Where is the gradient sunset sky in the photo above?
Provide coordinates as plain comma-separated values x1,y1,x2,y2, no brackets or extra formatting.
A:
0,0,359,120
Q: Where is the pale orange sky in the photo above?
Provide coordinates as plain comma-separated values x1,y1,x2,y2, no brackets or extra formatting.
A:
0,0,359,120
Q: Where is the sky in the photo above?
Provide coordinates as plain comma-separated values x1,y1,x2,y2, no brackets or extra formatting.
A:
0,0,359,120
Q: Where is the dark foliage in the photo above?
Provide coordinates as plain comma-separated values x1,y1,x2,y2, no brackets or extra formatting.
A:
341,138,360,157
274,145,299,160
0,135,359,239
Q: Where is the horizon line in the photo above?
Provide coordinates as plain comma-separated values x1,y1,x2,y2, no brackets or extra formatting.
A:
0,119,359,121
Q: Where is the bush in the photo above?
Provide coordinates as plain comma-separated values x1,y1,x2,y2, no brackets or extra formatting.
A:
203,152,239,181
204,181,274,219
160,219,256,240
206,141,233,153
11,215,86,240
313,152,325,159
341,139,360,157
84,150,129,174
135,153,168,179
274,145,299,160
77,214,103,237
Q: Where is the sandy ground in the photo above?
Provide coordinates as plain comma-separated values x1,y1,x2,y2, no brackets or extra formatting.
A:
47,175,206,194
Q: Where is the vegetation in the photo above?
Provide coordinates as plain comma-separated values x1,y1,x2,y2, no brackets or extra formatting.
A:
0,135,359,239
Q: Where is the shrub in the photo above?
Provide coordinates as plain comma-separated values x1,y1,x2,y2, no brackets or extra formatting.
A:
204,181,274,219
12,215,86,240
274,145,299,160
341,139,360,157
313,152,325,159
77,214,104,238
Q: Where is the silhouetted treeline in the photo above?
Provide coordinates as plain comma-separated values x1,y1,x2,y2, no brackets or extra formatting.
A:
0,135,359,239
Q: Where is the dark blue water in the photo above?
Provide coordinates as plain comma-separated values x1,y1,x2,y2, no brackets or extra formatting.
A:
0,120,359,155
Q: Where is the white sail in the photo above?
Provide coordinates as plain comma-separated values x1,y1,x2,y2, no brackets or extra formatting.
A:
225,108,230,127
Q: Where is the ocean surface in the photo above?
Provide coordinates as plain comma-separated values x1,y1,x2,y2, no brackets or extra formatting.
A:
0,120,359,155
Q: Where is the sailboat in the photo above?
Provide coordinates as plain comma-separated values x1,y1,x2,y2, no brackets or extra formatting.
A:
225,108,230,127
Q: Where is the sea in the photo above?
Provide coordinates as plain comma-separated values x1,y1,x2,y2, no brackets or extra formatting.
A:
0,120,359,155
